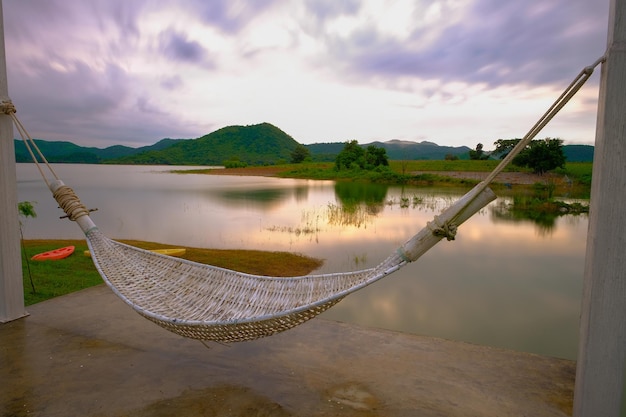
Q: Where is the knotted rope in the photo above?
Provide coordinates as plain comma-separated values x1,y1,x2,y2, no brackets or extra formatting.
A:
427,216,457,241
2,99,94,221
1,100,16,115
52,185,91,221
442,54,606,236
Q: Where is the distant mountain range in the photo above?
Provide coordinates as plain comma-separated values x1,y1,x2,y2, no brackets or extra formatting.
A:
14,137,185,163
14,122,594,164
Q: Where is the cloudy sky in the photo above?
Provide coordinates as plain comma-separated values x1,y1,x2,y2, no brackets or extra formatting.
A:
3,0,610,149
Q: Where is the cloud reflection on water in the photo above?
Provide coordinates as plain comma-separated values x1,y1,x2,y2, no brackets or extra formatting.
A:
16,164,586,359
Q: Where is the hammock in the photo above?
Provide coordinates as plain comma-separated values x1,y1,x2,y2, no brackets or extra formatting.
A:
4,56,602,342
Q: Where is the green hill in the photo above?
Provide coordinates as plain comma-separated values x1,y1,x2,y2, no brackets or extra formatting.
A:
14,138,186,163
563,144,594,162
113,123,299,165
372,140,472,160
15,125,594,166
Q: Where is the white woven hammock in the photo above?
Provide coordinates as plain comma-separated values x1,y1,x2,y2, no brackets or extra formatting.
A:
52,178,495,343
4,55,601,342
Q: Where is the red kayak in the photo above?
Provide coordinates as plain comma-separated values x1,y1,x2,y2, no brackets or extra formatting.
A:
31,246,75,261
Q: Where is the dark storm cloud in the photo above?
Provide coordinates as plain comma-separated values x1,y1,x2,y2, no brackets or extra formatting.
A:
331,0,609,88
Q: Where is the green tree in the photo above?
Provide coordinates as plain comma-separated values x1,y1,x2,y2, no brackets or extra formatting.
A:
469,143,489,160
494,138,565,174
493,138,522,159
335,140,365,170
364,145,389,168
513,138,566,174
335,141,389,171
290,144,310,163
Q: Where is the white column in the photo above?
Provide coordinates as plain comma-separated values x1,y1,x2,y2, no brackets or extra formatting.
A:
573,0,626,415
0,1,27,322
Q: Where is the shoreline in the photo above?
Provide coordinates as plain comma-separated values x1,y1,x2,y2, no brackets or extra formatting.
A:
199,165,560,185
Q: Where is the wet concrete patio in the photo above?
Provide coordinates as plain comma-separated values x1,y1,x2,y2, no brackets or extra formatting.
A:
1,284,575,416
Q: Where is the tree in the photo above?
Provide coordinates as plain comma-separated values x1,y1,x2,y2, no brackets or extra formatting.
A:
335,140,365,170
335,141,389,170
495,138,565,174
291,144,310,163
364,145,389,168
469,143,489,160
513,138,566,174
493,138,522,159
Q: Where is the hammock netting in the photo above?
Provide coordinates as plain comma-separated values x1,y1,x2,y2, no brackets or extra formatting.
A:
4,55,603,342
75,179,495,343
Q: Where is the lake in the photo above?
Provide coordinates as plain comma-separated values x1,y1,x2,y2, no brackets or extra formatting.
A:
15,163,587,360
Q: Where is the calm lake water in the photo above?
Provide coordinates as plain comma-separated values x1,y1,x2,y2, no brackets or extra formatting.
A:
16,163,588,360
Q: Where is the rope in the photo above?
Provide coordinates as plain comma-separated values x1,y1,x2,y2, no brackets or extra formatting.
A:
477,55,605,192
445,54,606,230
1,55,605,229
1,99,91,221
1,100,60,189
52,185,91,221
427,216,457,241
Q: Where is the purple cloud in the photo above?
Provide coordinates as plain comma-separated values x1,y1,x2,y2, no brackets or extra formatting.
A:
188,0,279,33
159,29,213,67
330,0,609,88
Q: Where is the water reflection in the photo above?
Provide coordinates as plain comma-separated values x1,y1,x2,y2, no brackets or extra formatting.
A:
15,164,587,359
490,197,589,235
334,182,388,206
207,186,309,210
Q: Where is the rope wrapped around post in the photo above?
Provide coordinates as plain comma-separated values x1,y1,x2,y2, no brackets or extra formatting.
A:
395,184,496,263
1,100,16,115
50,181,91,221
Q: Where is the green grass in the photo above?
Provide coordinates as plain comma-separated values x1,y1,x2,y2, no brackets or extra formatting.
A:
176,160,593,194
21,239,323,306
21,240,101,305
554,162,593,185
388,159,528,173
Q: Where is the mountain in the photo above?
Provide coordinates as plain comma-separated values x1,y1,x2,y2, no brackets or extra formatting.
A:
14,138,186,163
306,140,472,161
371,140,472,160
112,123,299,165
563,144,594,162
14,124,595,165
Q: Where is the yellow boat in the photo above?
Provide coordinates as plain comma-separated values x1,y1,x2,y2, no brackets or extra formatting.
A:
84,248,186,258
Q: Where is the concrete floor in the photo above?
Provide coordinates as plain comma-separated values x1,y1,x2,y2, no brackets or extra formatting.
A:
1,285,575,417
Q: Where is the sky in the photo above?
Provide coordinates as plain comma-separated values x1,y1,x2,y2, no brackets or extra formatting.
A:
3,0,611,149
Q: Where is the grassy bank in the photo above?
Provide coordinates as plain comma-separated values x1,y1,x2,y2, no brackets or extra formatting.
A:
21,239,323,306
184,160,592,188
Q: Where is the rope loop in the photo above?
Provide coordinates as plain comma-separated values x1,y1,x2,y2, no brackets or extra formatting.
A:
52,185,91,221
1,100,16,115
427,216,458,241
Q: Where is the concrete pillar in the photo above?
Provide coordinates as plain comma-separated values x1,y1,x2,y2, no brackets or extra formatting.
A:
0,1,27,322
573,0,626,415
